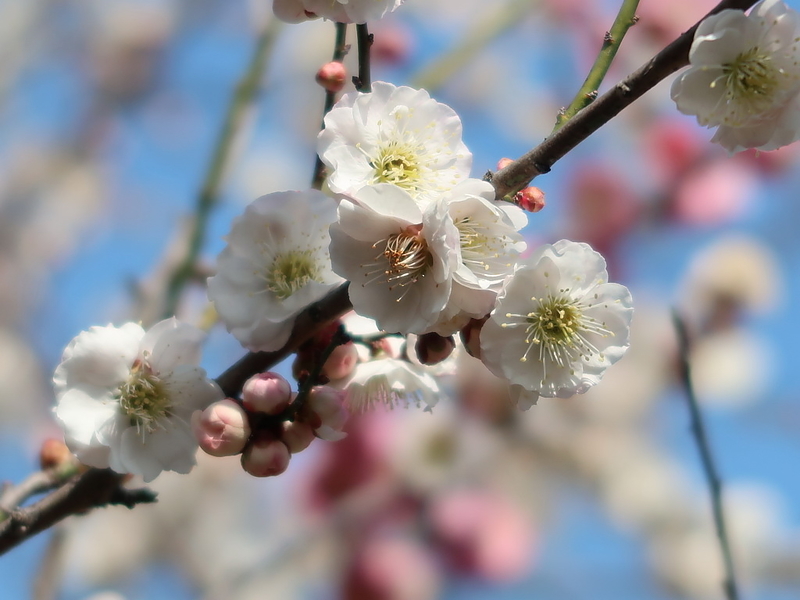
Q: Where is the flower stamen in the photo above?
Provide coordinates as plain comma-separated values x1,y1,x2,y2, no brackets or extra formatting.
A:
116,359,170,437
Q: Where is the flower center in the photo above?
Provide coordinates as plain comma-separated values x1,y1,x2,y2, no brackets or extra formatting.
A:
362,227,432,293
455,216,504,273
370,142,423,192
503,294,614,382
382,230,431,286
116,359,170,435
266,250,320,300
716,47,785,124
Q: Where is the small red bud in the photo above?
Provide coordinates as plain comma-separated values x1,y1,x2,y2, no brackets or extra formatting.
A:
316,61,347,93
496,157,514,171
514,187,545,213
39,438,74,470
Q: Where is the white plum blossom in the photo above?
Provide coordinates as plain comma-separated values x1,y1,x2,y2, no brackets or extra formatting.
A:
339,358,441,412
480,240,633,409
207,190,342,352
329,183,458,334
671,0,800,152
273,0,403,24
428,179,527,335
53,318,224,482
318,82,472,205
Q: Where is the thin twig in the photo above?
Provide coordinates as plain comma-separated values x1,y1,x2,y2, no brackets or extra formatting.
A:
490,0,759,199
0,462,79,519
0,469,157,556
673,311,740,600
161,19,281,320
353,24,372,92
312,22,349,190
553,0,640,131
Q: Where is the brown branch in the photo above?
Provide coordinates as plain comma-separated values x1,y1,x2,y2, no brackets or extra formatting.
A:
490,0,760,199
0,469,156,556
215,282,352,397
0,463,78,518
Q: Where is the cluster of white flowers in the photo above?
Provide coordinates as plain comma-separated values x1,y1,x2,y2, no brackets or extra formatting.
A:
51,0,643,482
672,0,800,152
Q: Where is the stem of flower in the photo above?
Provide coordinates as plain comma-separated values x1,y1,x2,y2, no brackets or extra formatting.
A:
553,0,641,132
312,22,349,190
490,0,760,199
160,19,281,320
673,311,740,600
285,325,350,420
354,23,372,92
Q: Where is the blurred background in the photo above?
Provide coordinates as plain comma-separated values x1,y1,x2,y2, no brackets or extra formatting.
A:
2,0,800,598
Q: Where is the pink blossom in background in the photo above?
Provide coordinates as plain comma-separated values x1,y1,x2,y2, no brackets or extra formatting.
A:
429,489,535,582
342,535,441,600
671,159,756,226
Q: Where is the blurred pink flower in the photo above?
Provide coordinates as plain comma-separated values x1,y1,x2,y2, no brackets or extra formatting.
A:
343,535,441,600
429,489,535,582
671,158,756,225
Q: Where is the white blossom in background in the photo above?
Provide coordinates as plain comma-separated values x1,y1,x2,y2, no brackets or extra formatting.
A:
273,0,404,24
329,183,458,334
480,240,633,409
53,318,223,482
339,358,441,412
671,0,800,152
207,190,342,352
318,82,472,205
428,179,527,335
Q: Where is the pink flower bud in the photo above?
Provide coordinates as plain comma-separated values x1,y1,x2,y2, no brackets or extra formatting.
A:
242,372,291,415
316,61,347,93
305,386,348,441
241,438,290,477
281,421,316,454
323,342,359,381
514,187,545,213
496,157,514,171
39,438,75,470
415,332,455,366
191,399,251,457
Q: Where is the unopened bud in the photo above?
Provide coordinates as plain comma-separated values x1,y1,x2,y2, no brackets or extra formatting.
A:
304,386,348,441
191,399,251,457
415,332,456,365
39,438,74,470
316,61,347,93
323,342,359,381
242,372,292,415
496,157,514,171
281,421,316,454
241,438,290,477
514,187,545,213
